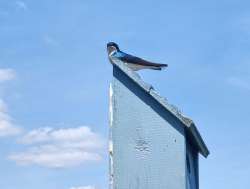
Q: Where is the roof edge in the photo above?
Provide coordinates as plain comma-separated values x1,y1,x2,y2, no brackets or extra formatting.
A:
189,123,210,157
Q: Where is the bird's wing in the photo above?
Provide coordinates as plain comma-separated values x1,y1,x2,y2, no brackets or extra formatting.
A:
114,51,167,67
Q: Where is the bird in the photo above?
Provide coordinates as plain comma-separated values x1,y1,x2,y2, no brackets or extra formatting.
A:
107,42,168,71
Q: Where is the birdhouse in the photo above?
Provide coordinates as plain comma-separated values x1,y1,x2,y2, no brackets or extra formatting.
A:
109,60,209,189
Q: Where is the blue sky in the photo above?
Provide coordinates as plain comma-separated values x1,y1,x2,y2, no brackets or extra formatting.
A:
0,0,250,189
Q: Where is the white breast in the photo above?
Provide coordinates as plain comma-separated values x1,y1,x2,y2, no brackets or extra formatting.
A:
125,63,149,71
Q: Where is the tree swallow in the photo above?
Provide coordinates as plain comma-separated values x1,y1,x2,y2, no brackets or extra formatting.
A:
107,42,168,71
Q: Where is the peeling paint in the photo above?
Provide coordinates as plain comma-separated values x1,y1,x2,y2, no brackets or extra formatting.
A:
134,139,150,152
109,139,114,189
109,83,114,189
109,151,114,189
109,140,113,154
109,83,113,127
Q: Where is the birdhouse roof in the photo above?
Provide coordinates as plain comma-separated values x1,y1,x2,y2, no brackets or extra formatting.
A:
112,60,209,158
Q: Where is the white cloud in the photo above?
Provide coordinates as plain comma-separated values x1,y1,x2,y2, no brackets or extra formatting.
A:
0,99,21,137
15,1,28,10
0,69,15,82
70,186,96,189
9,126,105,168
227,76,250,91
0,69,20,137
9,146,101,168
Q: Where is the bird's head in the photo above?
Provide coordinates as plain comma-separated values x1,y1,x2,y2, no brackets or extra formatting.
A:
107,42,120,54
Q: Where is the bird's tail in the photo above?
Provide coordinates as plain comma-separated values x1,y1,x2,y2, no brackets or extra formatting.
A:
150,63,168,70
